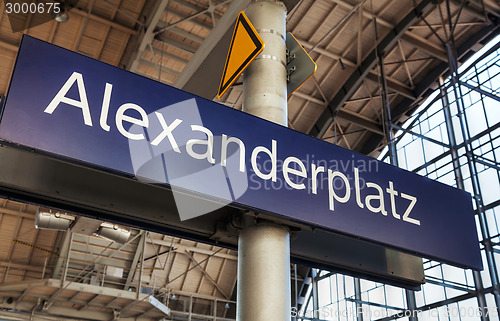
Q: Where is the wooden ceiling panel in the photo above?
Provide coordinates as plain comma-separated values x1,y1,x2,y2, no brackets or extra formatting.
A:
114,0,146,28
51,13,85,50
0,215,19,261
299,103,326,134
0,49,16,96
287,0,312,29
0,16,22,45
25,14,56,40
377,0,413,24
78,34,103,57
309,4,351,45
189,22,211,39
82,18,107,40
291,1,333,40
90,0,120,20
100,28,130,66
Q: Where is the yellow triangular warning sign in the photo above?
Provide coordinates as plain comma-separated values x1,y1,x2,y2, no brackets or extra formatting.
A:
217,12,264,99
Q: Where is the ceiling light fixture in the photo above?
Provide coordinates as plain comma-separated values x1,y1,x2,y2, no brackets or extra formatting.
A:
35,209,75,231
52,1,69,23
96,222,131,244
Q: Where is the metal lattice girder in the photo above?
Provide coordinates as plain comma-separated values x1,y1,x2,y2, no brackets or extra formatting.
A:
127,0,170,72
360,18,500,155
460,80,500,103
336,109,384,135
308,0,435,139
331,0,448,61
125,231,146,291
183,250,229,299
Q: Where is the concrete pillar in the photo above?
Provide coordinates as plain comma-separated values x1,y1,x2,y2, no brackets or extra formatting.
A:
238,2,290,321
242,0,287,126
237,223,291,321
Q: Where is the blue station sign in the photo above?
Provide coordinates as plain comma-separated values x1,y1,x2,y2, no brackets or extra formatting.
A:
0,36,482,270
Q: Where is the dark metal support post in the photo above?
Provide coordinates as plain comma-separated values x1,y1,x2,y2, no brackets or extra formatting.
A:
378,55,398,167
440,72,490,321
444,39,500,309
311,269,320,317
405,289,418,321
354,278,364,321
379,50,418,321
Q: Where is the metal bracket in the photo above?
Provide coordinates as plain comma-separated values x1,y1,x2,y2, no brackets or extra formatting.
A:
286,48,296,64
287,65,296,82
286,48,297,82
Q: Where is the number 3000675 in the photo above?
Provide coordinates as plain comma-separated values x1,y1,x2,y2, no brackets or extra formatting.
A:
5,2,61,14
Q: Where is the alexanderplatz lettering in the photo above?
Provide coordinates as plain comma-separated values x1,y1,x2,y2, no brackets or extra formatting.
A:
44,71,420,226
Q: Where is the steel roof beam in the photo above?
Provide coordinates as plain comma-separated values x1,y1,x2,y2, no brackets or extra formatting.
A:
0,261,43,274
401,33,448,61
124,231,145,291
331,0,447,61
308,0,435,139
336,110,384,135
71,8,138,35
393,20,500,121
127,0,170,72
137,59,181,78
155,8,214,31
184,250,229,299
147,238,237,260
155,35,198,54
78,294,101,311
148,44,190,64
50,231,72,280
170,0,224,18
359,19,500,155
168,26,205,43
292,91,325,105
0,301,114,321
454,0,499,20
365,72,416,99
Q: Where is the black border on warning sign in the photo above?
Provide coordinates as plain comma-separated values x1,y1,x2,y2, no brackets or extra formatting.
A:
217,12,264,98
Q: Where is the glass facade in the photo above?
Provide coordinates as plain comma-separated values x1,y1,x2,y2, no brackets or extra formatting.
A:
297,35,500,321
